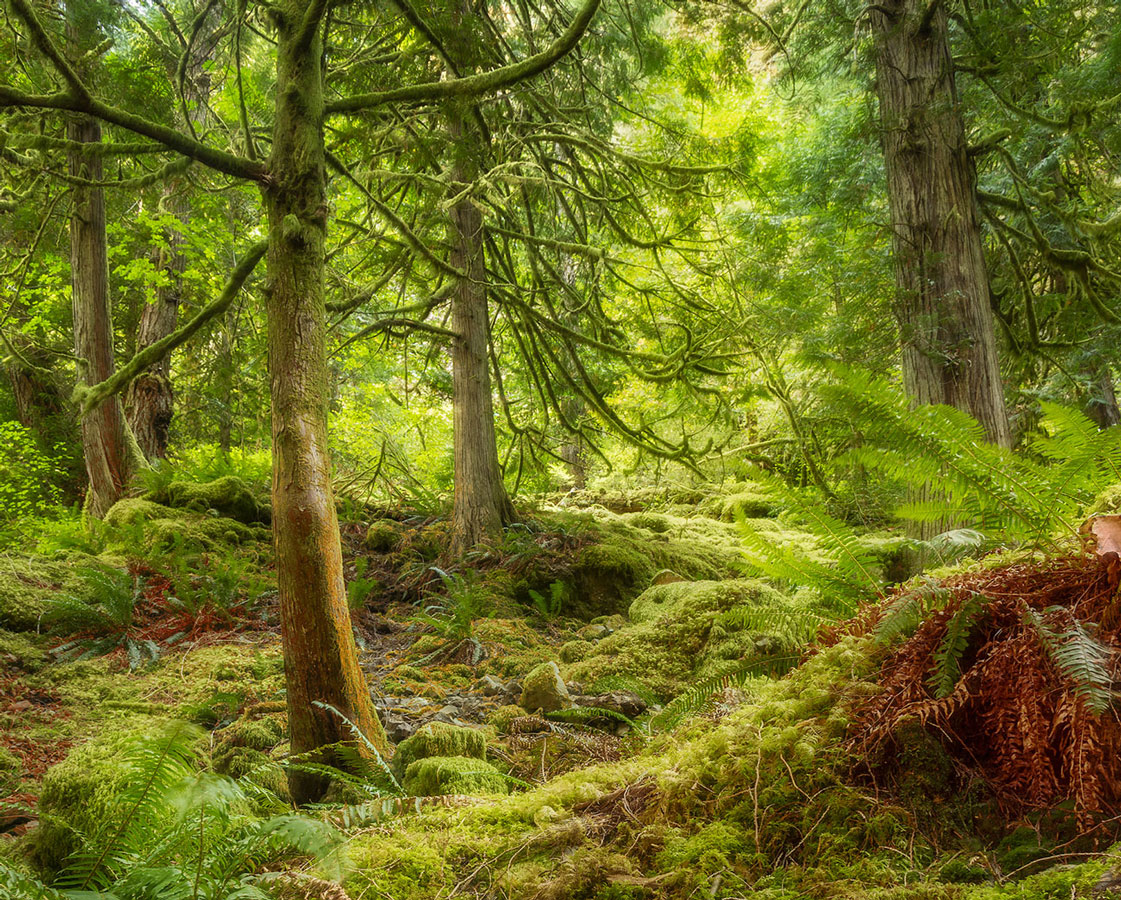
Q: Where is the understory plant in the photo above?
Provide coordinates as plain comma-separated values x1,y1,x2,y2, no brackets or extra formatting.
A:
1,723,341,900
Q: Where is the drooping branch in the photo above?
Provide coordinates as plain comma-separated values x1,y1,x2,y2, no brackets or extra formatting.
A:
72,240,267,416
325,0,601,114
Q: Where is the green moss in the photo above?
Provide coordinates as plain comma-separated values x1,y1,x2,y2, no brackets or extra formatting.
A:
103,497,264,553
559,639,594,663
394,722,488,776
28,729,155,871
566,579,790,698
0,554,96,631
519,661,571,713
488,704,525,734
148,476,269,525
0,628,49,670
1087,483,1121,517
403,756,510,796
0,745,21,794
366,520,402,552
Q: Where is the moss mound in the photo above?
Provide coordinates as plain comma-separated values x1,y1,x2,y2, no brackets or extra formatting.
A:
394,722,488,777
365,520,402,552
0,554,97,631
147,476,269,525
402,756,510,797
566,579,790,698
103,497,264,552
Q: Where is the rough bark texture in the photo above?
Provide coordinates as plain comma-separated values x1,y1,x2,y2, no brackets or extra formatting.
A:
870,0,1011,448
448,101,515,554
69,114,135,517
266,5,387,804
1086,364,1121,429
124,190,182,460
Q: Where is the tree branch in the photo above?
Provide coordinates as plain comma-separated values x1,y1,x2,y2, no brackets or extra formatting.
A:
73,240,267,415
325,0,601,114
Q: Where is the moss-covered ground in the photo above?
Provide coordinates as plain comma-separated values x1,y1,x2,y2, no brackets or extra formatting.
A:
1,479,1115,899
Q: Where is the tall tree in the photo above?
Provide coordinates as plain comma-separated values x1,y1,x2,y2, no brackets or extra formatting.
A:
0,0,600,802
868,0,1011,447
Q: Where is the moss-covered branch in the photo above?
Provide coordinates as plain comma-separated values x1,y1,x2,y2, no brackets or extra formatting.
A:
73,241,267,416
325,0,601,114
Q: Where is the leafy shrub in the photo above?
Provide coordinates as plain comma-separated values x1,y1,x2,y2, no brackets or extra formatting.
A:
0,421,62,525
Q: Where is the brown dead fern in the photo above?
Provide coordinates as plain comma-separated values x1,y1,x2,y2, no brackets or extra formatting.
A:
851,554,1121,833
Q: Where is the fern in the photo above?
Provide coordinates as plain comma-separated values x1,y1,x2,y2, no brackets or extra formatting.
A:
650,656,800,732
718,599,824,645
874,578,950,647
824,371,1119,547
310,700,404,796
736,475,885,614
11,722,341,900
928,593,986,698
1025,607,1115,714
545,705,638,731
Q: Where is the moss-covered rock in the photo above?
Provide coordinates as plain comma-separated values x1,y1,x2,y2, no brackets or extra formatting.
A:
394,722,488,777
29,730,148,871
488,705,525,735
148,476,269,525
103,496,264,553
403,756,510,796
558,639,593,664
519,661,572,713
566,579,790,699
0,556,89,632
1087,484,1121,517
366,520,402,552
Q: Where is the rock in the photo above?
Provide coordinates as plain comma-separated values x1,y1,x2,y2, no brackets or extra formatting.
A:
392,721,487,777
365,520,401,552
519,661,573,713
576,623,611,641
402,756,509,797
474,675,506,696
651,569,686,586
571,690,648,719
559,640,594,663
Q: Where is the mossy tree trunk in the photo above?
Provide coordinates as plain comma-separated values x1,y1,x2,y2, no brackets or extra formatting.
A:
870,0,1011,448
265,2,388,803
446,9,515,555
68,113,136,517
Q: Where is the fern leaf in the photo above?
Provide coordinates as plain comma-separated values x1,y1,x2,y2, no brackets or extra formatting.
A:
651,656,800,732
928,594,986,698
1026,607,1115,714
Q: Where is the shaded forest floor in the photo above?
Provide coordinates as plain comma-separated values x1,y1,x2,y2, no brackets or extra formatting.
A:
2,477,1121,898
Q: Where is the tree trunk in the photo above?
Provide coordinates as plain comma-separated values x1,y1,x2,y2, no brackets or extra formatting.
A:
124,186,183,460
870,0,1011,448
1085,364,1121,429
448,102,515,554
69,114,135,517
266,5,388,804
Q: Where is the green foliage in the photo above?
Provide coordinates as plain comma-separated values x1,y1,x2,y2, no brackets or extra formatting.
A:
929,593,986,698
44,565,159,670
649,655,801,732
347,556,379,611
527,580,569,621
0,421,62,528
8,722,342,900
1025,607,1115,714
827,372,1121,545
736,475,887,613
873,578,951,647
412,570,494,643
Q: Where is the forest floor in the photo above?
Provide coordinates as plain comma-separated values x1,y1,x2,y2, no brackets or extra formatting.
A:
2,478,1120,899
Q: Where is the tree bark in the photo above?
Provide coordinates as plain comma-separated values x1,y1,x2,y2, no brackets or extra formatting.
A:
69,113,135,517
1085,363,1121,429
448,101,515,554
124,187,183,460
870,0,1011,448
266,4,388,804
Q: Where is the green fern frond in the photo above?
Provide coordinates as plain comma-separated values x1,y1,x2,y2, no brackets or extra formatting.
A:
545,705,637,730
1025,607,1115,714
928,594,986,698
651,656,800,732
